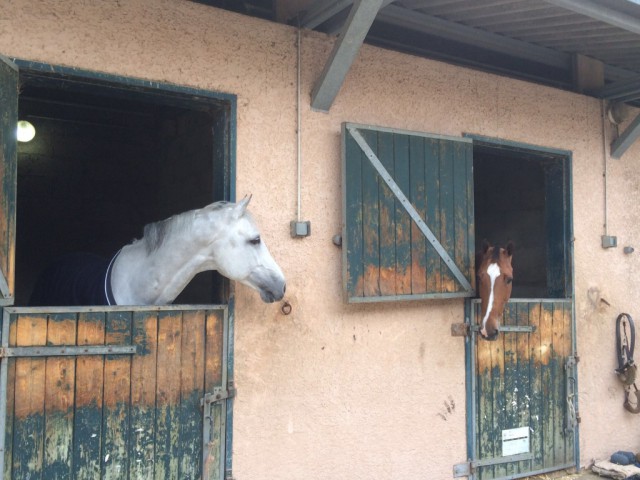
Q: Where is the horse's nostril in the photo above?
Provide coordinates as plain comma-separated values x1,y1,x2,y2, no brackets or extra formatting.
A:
283,284,286,294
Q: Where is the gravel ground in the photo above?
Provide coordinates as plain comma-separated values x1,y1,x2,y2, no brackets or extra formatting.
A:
525,469,603,479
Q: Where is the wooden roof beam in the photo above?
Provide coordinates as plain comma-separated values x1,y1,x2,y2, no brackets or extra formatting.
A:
611,112,640,159
310,0,385,112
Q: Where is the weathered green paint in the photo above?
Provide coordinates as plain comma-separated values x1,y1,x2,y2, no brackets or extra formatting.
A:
74,311,106,480
0,56,18,305
3,306,227,480
408,136,427,293
43,313,76,480
545,160,570,297
342,123,474,302
378,130,397,296
180,391,205,480
361,128,381,298
74,404,103,480
393,133,411,295
474,300,574,480
343,123,365,298
424,137,442,293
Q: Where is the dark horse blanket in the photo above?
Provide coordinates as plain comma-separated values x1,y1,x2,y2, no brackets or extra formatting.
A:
29,252,118,306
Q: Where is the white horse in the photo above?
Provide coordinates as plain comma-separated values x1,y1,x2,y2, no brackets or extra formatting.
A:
29,197,286,306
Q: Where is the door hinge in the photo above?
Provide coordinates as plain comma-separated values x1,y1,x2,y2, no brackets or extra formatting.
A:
454,453,534,477
453,460,472,477
451,323,470,337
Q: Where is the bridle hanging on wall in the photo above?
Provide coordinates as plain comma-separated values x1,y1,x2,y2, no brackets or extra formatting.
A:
615,313,640,414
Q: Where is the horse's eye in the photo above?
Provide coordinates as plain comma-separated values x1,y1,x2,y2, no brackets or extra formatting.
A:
505,277,513,285
249,236,261,245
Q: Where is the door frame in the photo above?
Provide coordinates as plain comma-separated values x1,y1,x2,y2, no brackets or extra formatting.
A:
463,134,578,479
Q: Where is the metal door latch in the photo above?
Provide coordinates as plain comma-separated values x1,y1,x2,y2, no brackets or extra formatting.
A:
201,385,236,408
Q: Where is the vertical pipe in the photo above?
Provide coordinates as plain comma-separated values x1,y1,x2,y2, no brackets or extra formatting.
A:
296,26,302,222
601,99,609,236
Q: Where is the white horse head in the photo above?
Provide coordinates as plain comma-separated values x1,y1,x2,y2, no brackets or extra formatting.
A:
198,196,286,303
29,197,286,306
99,196,288,305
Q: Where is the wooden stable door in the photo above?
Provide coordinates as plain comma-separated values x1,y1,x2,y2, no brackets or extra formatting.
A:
0,306,229,480
464,299,578,480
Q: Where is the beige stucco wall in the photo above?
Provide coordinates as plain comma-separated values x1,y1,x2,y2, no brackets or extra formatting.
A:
2,1,640,478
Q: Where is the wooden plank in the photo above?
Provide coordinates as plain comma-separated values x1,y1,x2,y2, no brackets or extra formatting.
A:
102,310,131,480
475,302,494,480
203,309,225,480
0,58,18,303
129,311,158,480
409,136,427,294
491,323,506,478
179,310,206,479
514,303,533,476
539,303,554,469
502,304,518,477
43,313,76,480
563,302,575,464
453,141,470,294
154,310,183,480
393,133,412,295
424,138,441,293
12,313,48,479
438,140,456,292
552,302,566,467
464,143,475,289
73,311,105,480
3,313,17,480
361,129,381,297
529,302,544,471
377,130,396,296
344,127,365,299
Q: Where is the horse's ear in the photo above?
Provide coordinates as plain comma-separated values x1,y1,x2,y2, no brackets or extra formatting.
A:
233,194,252,219
505,241,514,257
481,239,491,254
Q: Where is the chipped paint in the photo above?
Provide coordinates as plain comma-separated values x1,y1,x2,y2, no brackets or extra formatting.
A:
4,307,226,479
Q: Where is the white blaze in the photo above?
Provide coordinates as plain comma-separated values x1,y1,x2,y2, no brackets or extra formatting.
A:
481,263,501,333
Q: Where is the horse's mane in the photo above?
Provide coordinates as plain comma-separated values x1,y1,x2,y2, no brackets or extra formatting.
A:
141,201,232,254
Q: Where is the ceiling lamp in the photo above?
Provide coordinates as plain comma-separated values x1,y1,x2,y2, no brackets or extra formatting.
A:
17,120,36,142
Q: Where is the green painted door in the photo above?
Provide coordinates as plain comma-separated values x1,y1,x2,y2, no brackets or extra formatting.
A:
342,123,475,303
0,56,18,306
1,306,229,480
468,299,577,479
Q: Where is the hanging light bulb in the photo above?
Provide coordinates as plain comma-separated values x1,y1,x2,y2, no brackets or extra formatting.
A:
17,120,36,142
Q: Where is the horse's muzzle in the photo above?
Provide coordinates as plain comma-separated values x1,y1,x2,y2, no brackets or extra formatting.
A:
259,282,286,303
480,328,499,341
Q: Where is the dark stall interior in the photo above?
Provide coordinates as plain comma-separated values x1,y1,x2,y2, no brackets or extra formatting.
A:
15,73,229,306
474,144,570,299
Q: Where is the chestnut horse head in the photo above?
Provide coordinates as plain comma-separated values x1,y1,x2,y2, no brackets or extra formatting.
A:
476,241,514,341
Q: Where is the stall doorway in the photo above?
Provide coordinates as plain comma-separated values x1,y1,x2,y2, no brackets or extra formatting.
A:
0,60,236,480
16,68,234,306
464,138,577,480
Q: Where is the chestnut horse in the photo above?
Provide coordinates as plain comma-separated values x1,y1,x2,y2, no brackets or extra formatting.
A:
476,241,514,341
